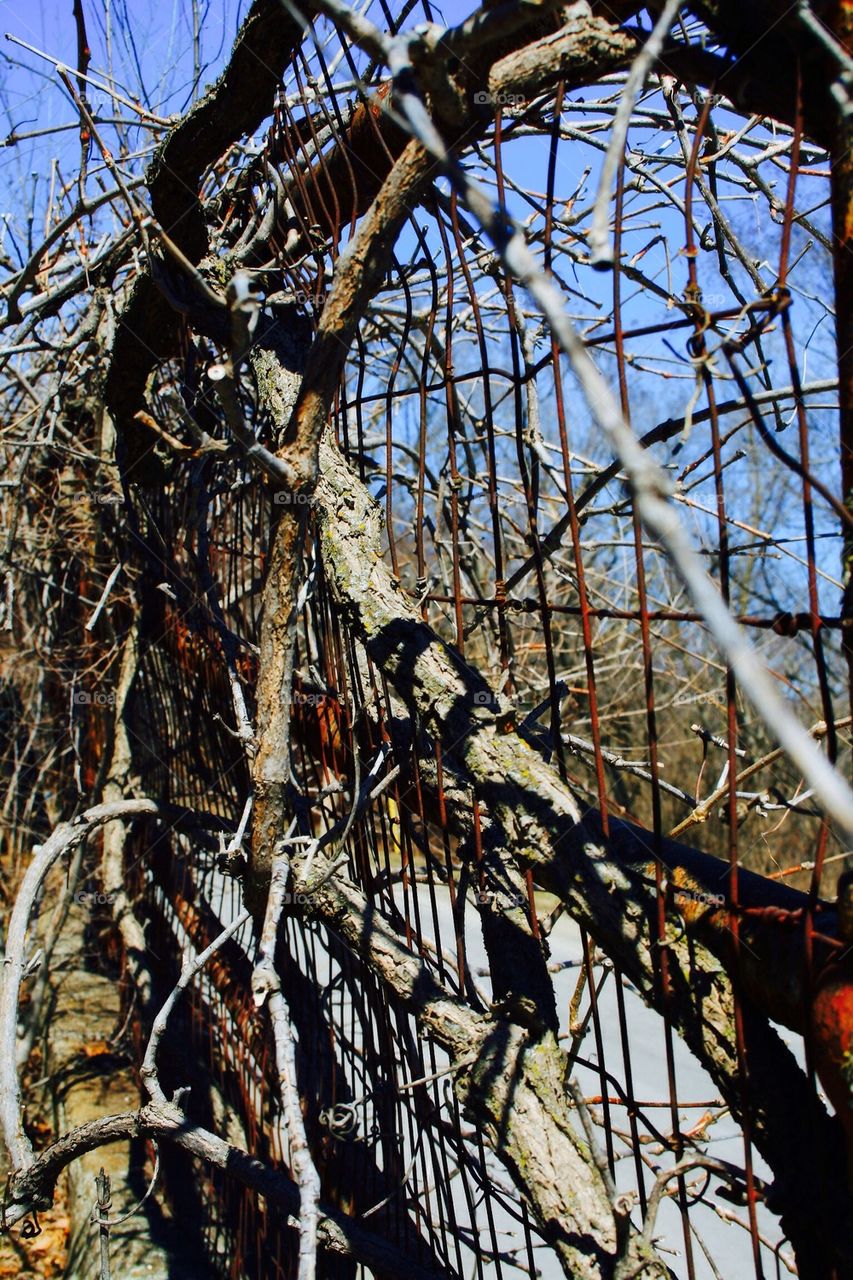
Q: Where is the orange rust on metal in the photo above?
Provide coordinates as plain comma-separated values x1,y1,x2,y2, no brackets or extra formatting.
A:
829,2,853,730
812,958,853,1189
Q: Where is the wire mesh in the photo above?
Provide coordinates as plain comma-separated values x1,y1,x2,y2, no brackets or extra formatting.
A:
1,2,850,1278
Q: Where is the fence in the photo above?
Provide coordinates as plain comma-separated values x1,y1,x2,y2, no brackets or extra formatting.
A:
1,1,850,1276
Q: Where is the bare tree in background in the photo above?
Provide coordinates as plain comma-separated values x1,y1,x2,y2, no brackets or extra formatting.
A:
1,1,853,1277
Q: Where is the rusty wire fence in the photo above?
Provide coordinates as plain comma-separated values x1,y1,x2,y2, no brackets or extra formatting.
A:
1,1,851,1277
120,16,847,1279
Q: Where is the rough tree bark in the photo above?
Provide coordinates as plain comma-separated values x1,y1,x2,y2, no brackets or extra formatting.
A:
2,2,853,1279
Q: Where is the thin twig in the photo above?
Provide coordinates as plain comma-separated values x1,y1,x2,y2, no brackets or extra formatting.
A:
588,0,683,268
252,852,320,1280
140,909,251,1104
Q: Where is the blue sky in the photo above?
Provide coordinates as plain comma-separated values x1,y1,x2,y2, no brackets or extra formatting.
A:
0,0,841,623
